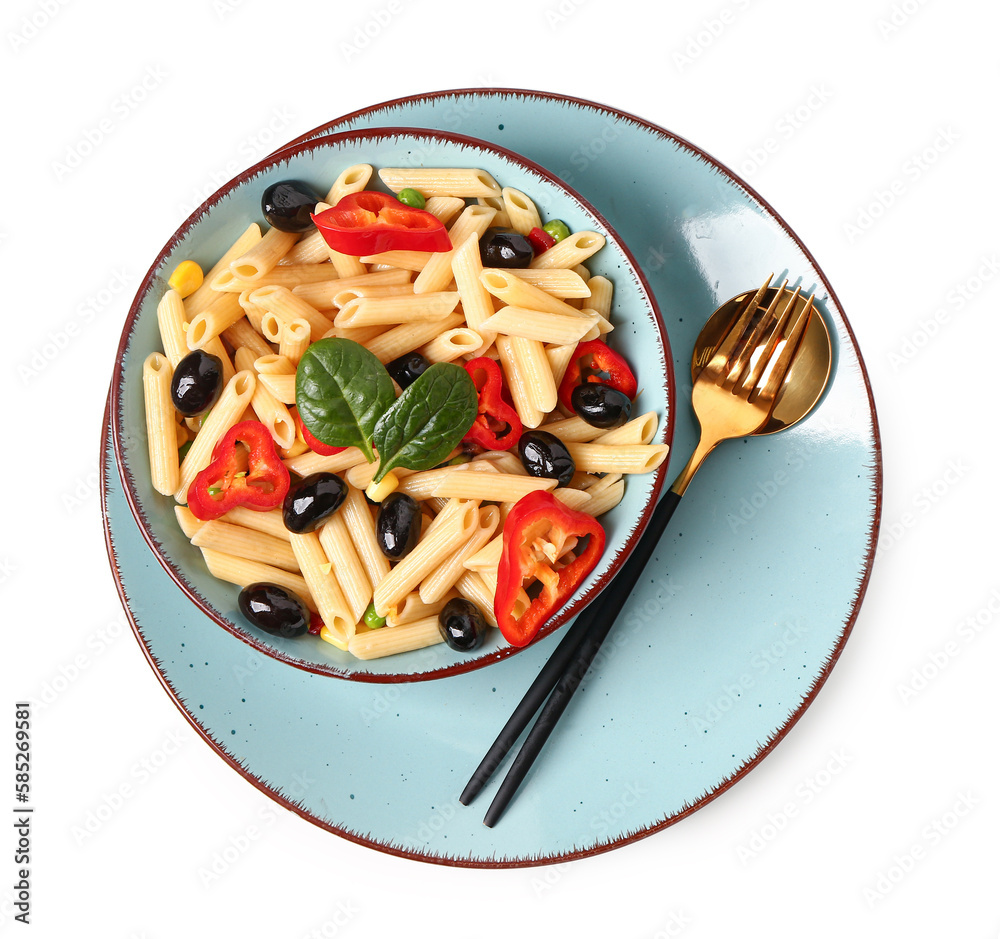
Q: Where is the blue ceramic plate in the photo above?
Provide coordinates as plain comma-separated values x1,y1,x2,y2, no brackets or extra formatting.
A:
111,127,671,682
103,90,880,867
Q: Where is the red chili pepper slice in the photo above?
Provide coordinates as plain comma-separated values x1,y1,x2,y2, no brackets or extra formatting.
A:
527,226,556,255
557,339,639,413
462,357,523,451
494,490,606,647
293,408,346,456
311,191,452,255
187,420,290,521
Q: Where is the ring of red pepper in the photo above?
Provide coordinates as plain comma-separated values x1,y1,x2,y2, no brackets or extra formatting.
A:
462,357,522,451
557,338,639,413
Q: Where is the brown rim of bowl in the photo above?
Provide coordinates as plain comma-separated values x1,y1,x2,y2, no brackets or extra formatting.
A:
103,89,882,868
109,124,674,684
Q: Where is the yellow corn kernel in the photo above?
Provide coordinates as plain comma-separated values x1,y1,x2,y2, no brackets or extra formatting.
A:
365,471,399,503
319,624,349,651
168,260,204,299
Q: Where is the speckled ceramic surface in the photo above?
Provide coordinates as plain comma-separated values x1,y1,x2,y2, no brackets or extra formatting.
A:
103,90,879,867
111,127,671,681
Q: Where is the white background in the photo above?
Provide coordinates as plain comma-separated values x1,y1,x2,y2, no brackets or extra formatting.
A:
3,0,999,935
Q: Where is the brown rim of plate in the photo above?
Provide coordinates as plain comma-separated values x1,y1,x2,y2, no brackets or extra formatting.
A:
109,124,674,683
103,89,882,868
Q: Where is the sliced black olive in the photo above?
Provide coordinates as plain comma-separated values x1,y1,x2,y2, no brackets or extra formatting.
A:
376,492,422,559
170,349,224,416
282,472,347,533
386,352,431,389
479,228,533,268
238,583,310,638
437,597,488,652
261,180,322,233
517,430,575,487
571,382,632,429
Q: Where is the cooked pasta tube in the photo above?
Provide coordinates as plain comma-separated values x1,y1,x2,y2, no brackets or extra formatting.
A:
392,462,497,500
586,275,613,317
224,505,290,541
187,292,244,349
331,284,415,308
156,290,188,367
191,520,299,572
413,205,496,294
483,267,590,298
253,353,296,375
496,335,543,428
280,230,331,266
323,162,373,205
372,500,479,618
378,167,501,199
249,285,333,341
552,487,593,512
544,342,577,390
454,571,499,628
347,616,443,660
423,196,465,226
142,353,179,496
500,187,542,235
539,414,606,442
212,264,342,293
318,513,372,624
340,484,391,588
478,195,510,229
173,505,204,539
365,311,464,364
418,328,481,363
283,448,368,477
222,318,273,360
579,308,614,341
185,222,261,316
479,269,584,318
175,370,256,503
419,505,500,603
529,231,606,270
202,337,236,385
333,291,459,327
255,372,295,405
432,472,556,501
200,549,314,611
387,591,455,628
237,289,268,334
278,318,311,364
229,227,298,283
360,250,431,271
289,532,353,645
585,478,625,516
291,268,412,309
482,306,597,344
564,442,670,474
503,335,557,417
595,412,660,446
462,533,502,572
233,347,295,450
451,233,496,351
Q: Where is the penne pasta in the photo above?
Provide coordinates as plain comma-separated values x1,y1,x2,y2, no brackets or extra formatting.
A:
365,311,465,364
418,328,481,363
291,268,412,309
200,548,314,611
323,162,373,206
347,616,443,660
318,513,372,624
431,472,556,502
595,412,660,446
185,222,262,316
483,266,591,298
222,318,273,360
278,318,311,364
289,531,353,645
450,232,496,351
479,269,584,318
387,592,454,628
186,292,244,350
481,306,597,344
420,505,500,603
191,519,299,572
378,167,501,199
233,347,295,450
229,227,298,284
340,484,391,589
565,442,670,475
142,353,179,496
530,231,606,270
334,291,460,327
413,204,496,294
249,285,333,342
156,289,188,367
500,187,542,235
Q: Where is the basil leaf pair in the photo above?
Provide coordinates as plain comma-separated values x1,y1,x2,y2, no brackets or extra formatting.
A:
295,338,477,478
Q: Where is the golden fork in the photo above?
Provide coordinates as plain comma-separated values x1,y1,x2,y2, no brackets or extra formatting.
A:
462,275,818,826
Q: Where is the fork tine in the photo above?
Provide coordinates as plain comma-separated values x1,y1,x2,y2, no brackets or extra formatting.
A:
726,280,791,388
735,283,797,392
755,292,815,403
713,274,773,364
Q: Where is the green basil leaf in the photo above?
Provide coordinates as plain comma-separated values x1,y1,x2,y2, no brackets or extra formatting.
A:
295,338,395,463
372,363,478,482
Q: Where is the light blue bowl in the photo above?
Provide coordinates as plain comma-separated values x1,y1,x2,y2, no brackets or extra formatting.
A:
110,127,672,683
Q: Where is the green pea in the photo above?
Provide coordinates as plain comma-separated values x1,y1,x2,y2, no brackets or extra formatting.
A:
363,601,386,630
396,188,426,209
542,219,570,242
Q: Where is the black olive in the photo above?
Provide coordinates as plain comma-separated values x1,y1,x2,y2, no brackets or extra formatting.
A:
170,349,224,416
571,382,633,429
376,492,422,559
261,180,322,233
479,228,533,268
386,352,431,389
437,598,488,652
282,473,347,533
238,583,310,638
517,431,575,487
